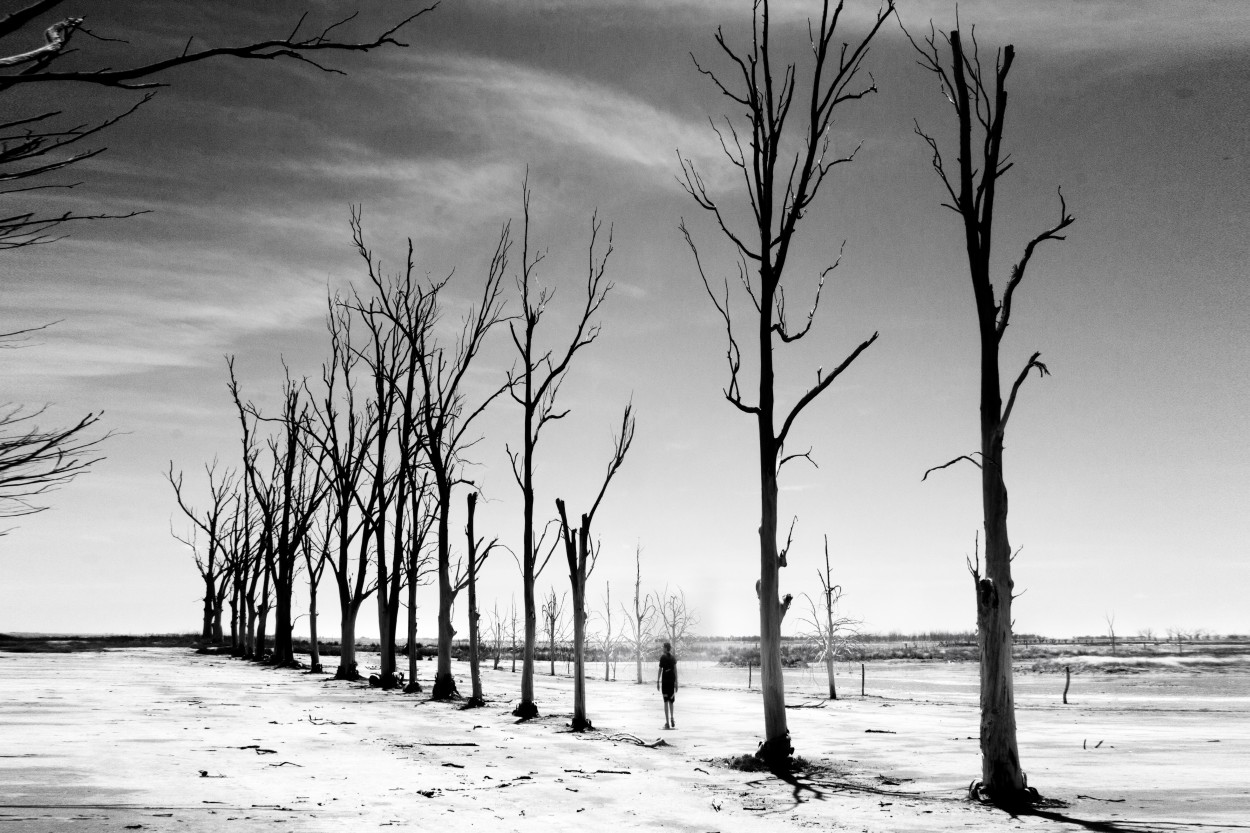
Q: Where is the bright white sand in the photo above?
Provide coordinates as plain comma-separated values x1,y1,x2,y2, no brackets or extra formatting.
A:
1,648,1247,831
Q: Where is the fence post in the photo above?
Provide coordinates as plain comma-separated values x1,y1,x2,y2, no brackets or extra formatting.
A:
861,663,865,697
1063,665,1071,705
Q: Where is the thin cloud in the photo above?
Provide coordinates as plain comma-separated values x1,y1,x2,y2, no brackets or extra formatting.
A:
405,53,717,175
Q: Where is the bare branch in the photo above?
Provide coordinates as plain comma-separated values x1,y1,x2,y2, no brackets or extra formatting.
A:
997,190,1075,339
1000,351,1049,434
921,453,983,481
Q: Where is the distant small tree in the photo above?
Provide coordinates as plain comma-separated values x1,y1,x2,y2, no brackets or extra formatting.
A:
508,600,520,673
542,588,568,676
597,582,620,682
621,545,657,684
799,536,860,699
1105,612,1117,656
486,601,506,671
166,459,236,642
656,586,699,658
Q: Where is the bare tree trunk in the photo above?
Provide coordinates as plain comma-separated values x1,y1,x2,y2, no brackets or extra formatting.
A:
338,600,359,680
559,501,591,731
228,581,239,653
201,573,215,641
308,581,321,672
432,480,458,699
465,492,485,707
245,596,257,658
405,564,420,692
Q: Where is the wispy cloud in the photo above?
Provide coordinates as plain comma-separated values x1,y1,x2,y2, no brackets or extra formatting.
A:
400,53,716,175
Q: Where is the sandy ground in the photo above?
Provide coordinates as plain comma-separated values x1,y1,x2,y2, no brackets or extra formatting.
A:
1,649,1247,832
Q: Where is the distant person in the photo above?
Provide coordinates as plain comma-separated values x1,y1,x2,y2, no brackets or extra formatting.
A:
657,641,677,729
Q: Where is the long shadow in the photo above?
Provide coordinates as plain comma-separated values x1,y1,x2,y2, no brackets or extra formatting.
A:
745,766,829,808
1019,807,1247,833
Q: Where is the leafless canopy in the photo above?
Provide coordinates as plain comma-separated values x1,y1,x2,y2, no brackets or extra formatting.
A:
0,401,105,529
0,1,435,248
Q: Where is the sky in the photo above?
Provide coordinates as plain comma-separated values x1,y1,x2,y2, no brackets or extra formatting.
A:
1,0,1246,641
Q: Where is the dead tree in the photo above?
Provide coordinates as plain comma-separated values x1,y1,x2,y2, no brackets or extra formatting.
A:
486,601,506,671
229,359,325,668
508,601,520,673
909,21,1075,807
541,588,568,676
598,582,619,682
678,0,893,766
1105,612,1117,656
622,545,657,684
401,224,510,701
799,536,860,699
556,405,636,731
506,175,614,719
656,586,699,658
305,295,378,680
166,459,237,642
463,492,498,707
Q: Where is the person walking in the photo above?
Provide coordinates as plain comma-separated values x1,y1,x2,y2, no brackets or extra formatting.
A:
657,641,678,729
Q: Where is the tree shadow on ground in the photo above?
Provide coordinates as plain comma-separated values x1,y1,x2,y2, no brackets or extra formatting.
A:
1015,805,1243,833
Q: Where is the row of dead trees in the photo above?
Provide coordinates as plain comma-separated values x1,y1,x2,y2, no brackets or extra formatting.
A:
169,175,656,730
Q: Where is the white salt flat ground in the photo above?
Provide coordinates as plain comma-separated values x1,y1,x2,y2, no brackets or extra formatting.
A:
1,648,1247,831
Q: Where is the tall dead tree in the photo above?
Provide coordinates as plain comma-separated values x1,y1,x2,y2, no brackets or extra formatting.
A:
351,227,441,691
166,459,237,642
556,405,636,731
622,545,656,684
909,23,1075,806
506,176,614,719
678,0,893,766
412,225,511,700
306,294,378,680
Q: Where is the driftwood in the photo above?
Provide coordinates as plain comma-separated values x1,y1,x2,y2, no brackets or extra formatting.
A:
604,732,669,748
